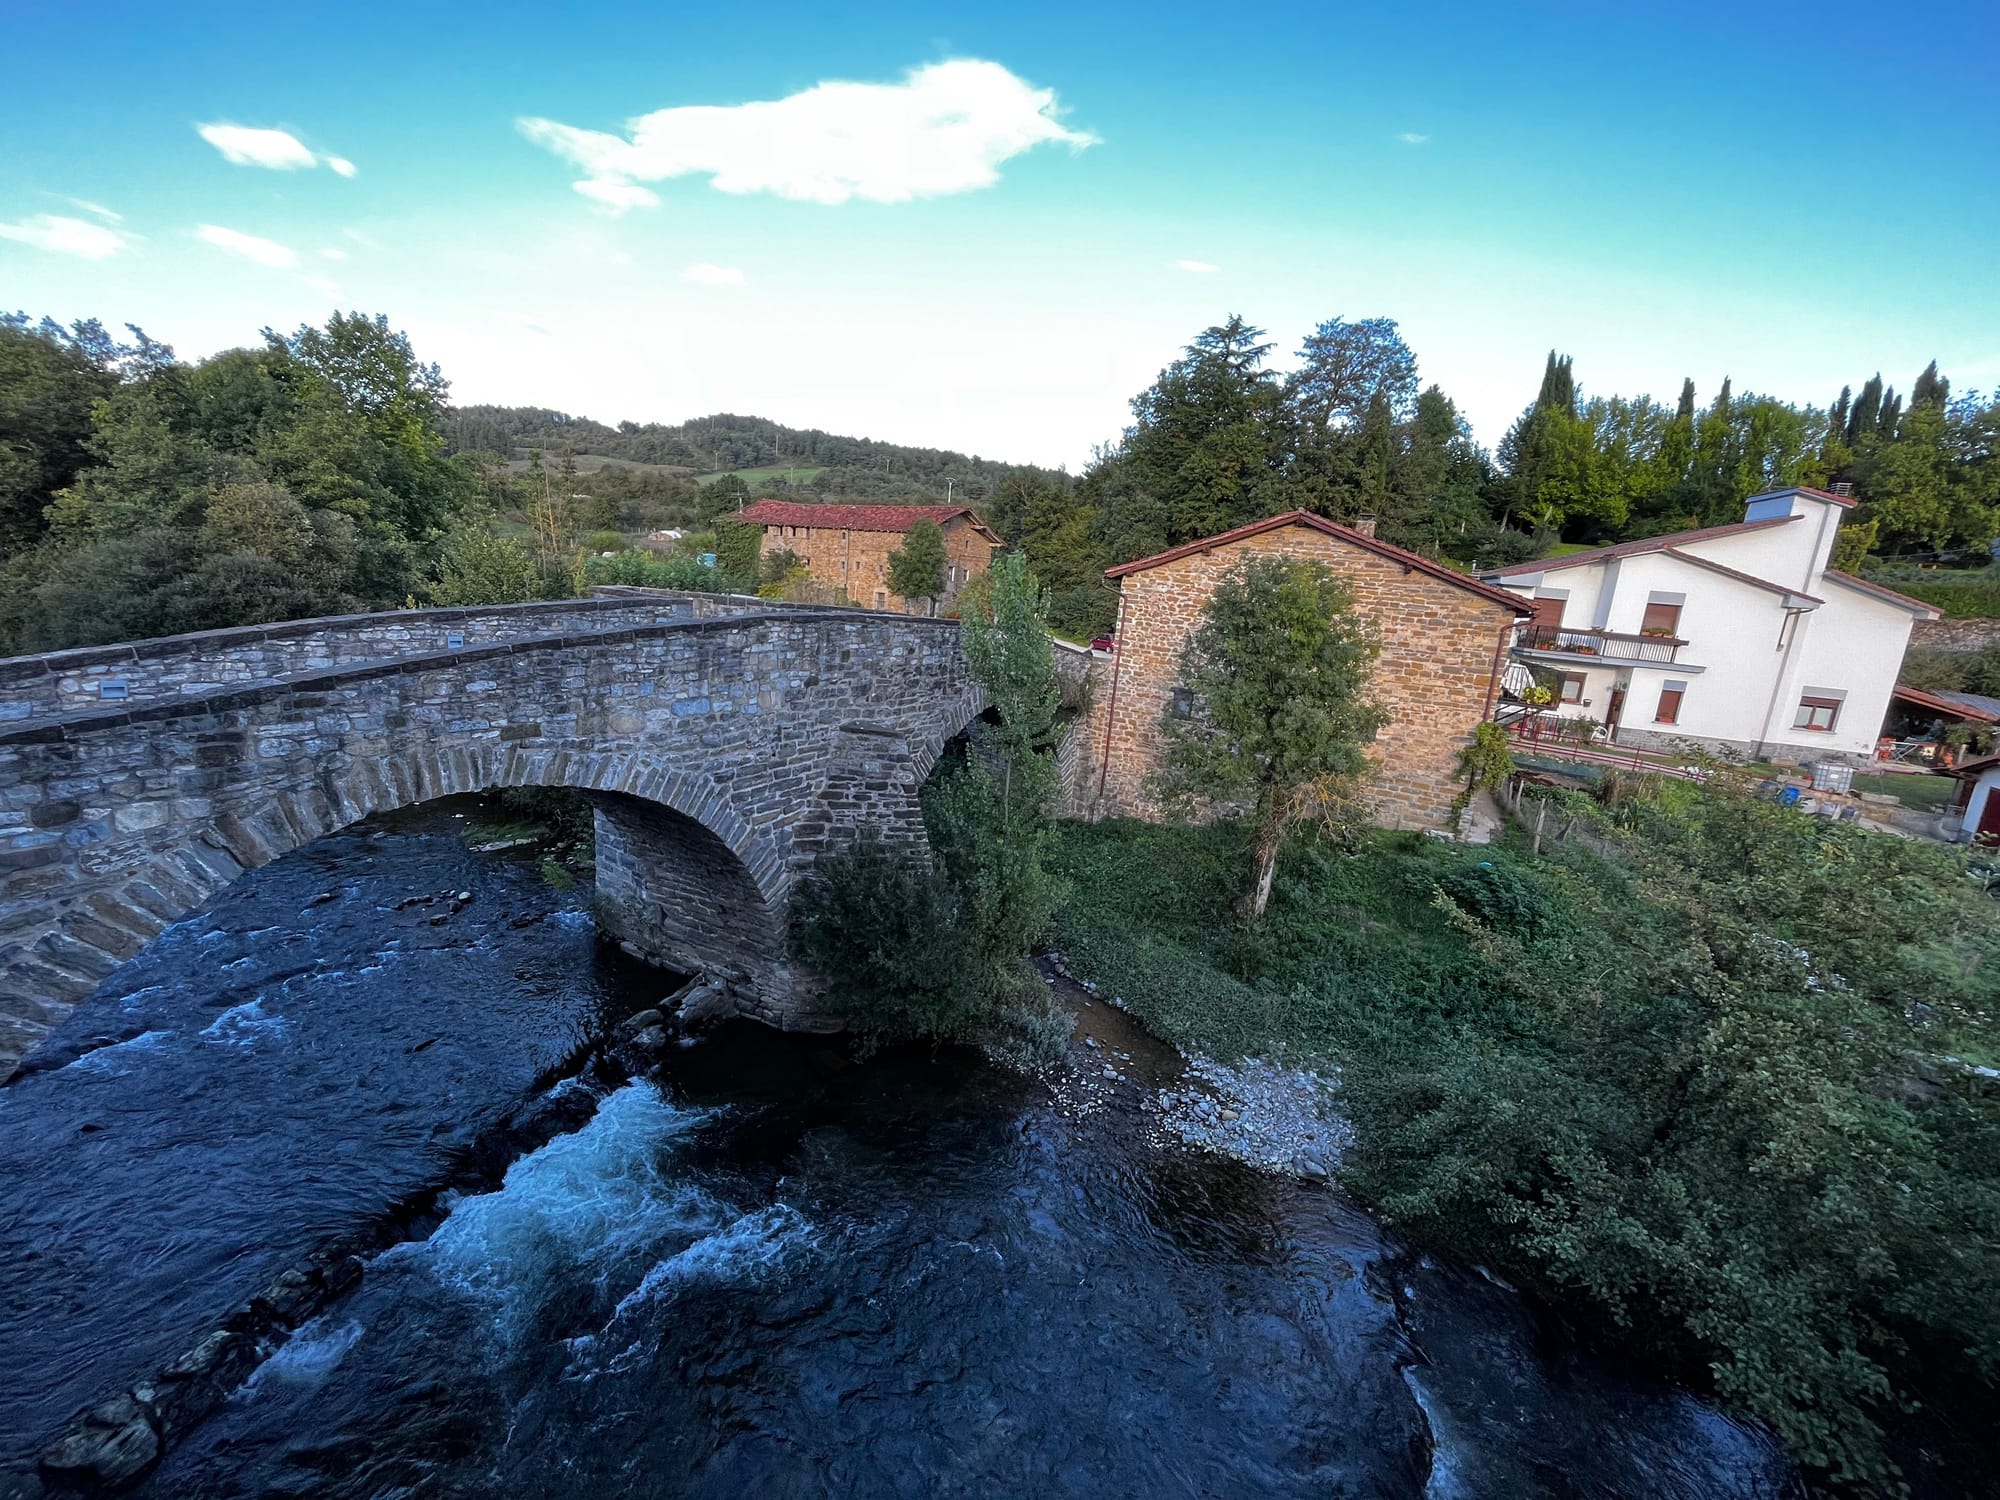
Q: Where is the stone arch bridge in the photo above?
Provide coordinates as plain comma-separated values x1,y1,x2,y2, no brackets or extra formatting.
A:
0,592,983,1076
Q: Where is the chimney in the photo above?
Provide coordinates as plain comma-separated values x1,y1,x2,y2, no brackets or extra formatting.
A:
1352,514,1379,539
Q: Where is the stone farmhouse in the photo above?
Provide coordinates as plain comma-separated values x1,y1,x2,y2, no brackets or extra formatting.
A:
736,500,1000,614
1068,510,1531,832
1478,487,1939,763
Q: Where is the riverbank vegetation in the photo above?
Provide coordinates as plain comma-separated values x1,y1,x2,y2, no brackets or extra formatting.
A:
1048,779,2000,1493
792,553,1071,1064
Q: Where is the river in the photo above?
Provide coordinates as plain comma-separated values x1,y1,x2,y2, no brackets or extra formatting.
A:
0,801,1803,1498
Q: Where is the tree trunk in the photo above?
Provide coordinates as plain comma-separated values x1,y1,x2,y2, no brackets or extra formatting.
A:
1245,804,1287,921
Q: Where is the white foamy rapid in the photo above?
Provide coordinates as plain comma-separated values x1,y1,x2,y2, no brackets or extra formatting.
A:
405,1081,812,1367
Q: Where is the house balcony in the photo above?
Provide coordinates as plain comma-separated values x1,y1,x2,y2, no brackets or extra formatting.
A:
1513,623,1688,666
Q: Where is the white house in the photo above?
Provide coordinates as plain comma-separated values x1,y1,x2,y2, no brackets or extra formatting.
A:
1479,487,1939,762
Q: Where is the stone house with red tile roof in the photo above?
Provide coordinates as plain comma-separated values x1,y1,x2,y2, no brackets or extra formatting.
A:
736,500,1001,613
1069,510,1531,832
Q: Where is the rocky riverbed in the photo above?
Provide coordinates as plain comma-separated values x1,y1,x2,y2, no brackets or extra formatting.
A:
1035,953,1353,1182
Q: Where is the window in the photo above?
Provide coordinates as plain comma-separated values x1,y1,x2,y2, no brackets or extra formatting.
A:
1640,601,1683,636
1169,686,1196,719
1655,680,1687,724
1558,672,1586,704
1794,696,1841,732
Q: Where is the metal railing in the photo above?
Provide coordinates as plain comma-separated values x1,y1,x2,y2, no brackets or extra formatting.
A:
1514,623,1684,663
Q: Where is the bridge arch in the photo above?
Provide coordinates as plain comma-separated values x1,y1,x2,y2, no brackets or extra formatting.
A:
0,606,984,1074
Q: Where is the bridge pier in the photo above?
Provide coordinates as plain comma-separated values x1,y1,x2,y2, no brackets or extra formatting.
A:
589,795,825,1031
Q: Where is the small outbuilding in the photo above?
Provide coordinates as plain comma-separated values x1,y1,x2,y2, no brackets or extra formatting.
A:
1941,751,2000,844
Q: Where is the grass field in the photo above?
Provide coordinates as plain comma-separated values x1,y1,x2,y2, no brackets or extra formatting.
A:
1851,770,1958,811
695,465,827,488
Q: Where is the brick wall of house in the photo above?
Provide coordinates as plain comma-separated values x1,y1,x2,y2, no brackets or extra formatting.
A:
758,518,996,613
1070,523,1518,830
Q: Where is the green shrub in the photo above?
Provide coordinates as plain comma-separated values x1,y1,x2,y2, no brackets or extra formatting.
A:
789,842,988,1046
582,548,719,591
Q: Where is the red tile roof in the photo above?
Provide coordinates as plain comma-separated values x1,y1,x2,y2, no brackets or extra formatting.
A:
1823,570,1942,617
1105,511,1532,613
735,500,997,538
1480,515,1799,578
1893,683,2000,724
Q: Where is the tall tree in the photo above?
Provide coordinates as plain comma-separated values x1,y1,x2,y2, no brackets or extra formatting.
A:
1155,555,1387,919
886,517,948,612
1121,316,1286,544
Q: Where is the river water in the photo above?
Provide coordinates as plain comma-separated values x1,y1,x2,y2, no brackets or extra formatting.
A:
0,801,1803,1499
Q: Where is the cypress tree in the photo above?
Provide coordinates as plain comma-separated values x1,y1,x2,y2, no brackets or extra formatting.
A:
1675,377,1696,422
1879,392,1904,439
1911,360,1950,411
1848,375,1883,447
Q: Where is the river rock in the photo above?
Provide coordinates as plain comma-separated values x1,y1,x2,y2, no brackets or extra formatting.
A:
618,1008,666,1036
40,1394,159,1487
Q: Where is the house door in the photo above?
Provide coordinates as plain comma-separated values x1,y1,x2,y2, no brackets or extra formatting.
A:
1605,685,1627,741
1978,782,2000,844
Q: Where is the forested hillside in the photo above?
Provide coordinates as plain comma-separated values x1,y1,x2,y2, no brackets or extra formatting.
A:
444,406,1056,502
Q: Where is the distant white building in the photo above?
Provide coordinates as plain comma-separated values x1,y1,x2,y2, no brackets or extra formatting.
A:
1479,487,1939,763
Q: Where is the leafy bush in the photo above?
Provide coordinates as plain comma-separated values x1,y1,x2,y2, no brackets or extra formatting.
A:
581,548,720,591
1861,564,2000,619
789,842,988,1046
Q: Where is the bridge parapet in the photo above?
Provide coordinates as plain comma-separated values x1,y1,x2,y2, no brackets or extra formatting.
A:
0,592,786,723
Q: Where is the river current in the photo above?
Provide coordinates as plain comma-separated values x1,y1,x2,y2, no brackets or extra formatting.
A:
0,802,1803,1498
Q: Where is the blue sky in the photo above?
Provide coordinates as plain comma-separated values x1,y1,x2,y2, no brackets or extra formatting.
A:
3,1,1996,468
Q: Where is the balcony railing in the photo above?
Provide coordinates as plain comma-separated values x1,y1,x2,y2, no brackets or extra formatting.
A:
1514,623,1685,664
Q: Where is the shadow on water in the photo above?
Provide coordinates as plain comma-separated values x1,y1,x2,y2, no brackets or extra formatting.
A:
2,801,1804,1498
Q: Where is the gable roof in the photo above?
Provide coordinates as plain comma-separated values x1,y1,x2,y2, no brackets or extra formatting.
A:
1480,515,1799,579
1822,569,1943,618
735,500,999,541
1105,510,1532,614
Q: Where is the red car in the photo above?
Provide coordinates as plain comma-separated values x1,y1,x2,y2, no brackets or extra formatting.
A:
1089,636,1116,653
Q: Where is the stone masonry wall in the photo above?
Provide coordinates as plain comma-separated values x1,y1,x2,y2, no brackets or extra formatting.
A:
0,594,764,723
592,794,819,1028
0,610,983,1073
1911,618,2000,653
1068,524,1518,831
758,517,997,613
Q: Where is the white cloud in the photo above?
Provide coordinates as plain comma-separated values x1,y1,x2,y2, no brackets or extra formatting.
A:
683,262,746,286
0,213,133,259
1174,259,1220,273
196,123,356,175
320,247,349,261
574,177,661,212
59,197,122,223
196,223,300,269
520,58,1094,214
1397,132,1431,145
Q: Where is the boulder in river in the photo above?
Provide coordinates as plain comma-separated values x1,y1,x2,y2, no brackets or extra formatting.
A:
40,1393,159,1488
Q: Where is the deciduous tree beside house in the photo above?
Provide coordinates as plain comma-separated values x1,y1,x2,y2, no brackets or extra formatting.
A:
1155,555,1388,918
887,517,949,615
